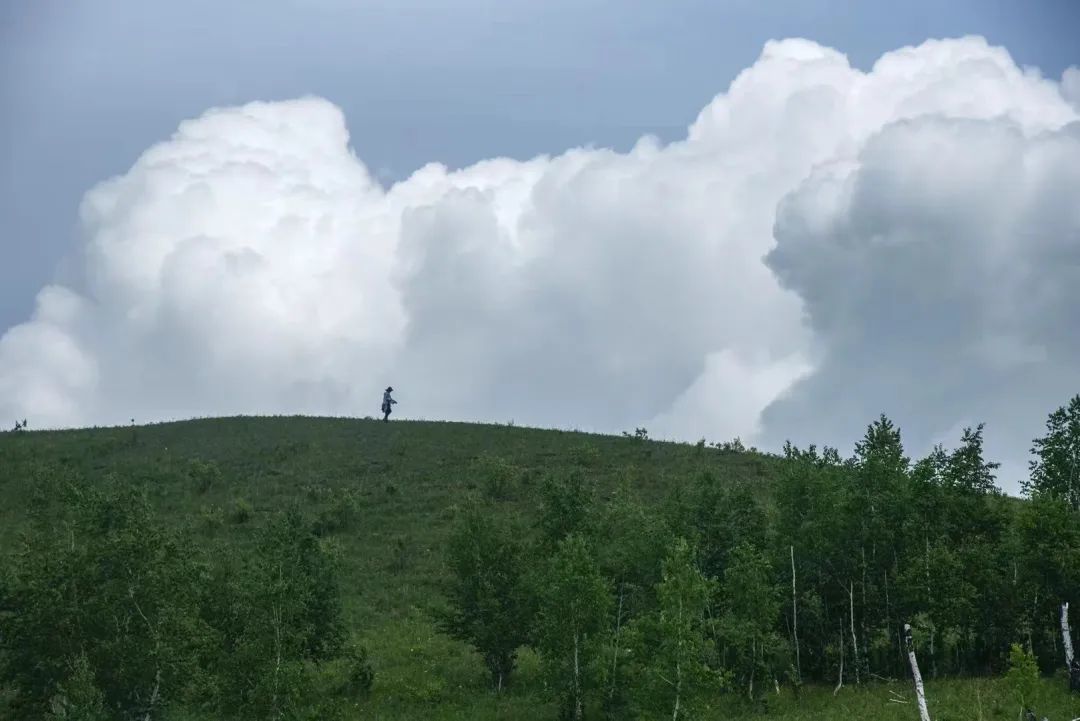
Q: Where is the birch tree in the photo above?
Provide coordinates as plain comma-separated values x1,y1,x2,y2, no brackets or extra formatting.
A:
440,506,532,690
534,534,611,721
904,623,931,721
628,538,720,721
718,543,787,701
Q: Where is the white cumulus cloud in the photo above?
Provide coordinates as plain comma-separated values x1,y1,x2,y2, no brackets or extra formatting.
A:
1,36,1077,492
1063,66,1080,109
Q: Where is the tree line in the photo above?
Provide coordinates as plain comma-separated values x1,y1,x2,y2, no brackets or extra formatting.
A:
0,476,372,720
440,395,1080,719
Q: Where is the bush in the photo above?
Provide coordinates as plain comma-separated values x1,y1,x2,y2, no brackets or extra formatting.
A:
314,488,361,535
569,443,601,469
344,643,375,698
391,535,411,572
472,453,519,501
1005,643,1039,713
200,503,224,528
227,497,254,524
538,471,593,546
187,458,222,494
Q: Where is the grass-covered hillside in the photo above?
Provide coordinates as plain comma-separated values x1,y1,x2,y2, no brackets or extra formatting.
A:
2,413,1080,720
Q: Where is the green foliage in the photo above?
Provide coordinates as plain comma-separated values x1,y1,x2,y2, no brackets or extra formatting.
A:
0,478,209,718
537,471,593,546
1005,643,1040,711
226,496,254,524
943,424,1000,494
343,642,375,698
391,534,411,572
471,452,520,502
626,538,725,719
186,458,223,495
44,654,107,721
5,400,1080,720
715,437,747,453
314,488,362,535
1026,394,1080,509
592,479,667,609
201,509,346,719
569,443,601,469
692,473,767,579
533,534,611,720
199,503,225,529
719,543,788,700
0,470,354,720
440,505,532,690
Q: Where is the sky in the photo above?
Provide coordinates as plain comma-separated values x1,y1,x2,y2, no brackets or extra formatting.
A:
1,0,1079,492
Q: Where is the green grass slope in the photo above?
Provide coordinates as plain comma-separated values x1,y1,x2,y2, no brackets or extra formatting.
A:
2,417,1078,720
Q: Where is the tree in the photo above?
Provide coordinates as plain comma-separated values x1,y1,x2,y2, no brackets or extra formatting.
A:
627,538,722,721
440,505,532,690
538,471,594,547
773,443,850,682
203,509,346,719
591,480,669,714
0,477,208,718
1026,395,1080,510
534,534,611,721
718,543,787,700
1012,494,1080,668
44,654,108,721
849,415,910,681
1005,643,1040,717
943,424,1000,494
692,473,767,580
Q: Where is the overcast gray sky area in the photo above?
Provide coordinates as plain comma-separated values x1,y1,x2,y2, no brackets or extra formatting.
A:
2,0,1079,492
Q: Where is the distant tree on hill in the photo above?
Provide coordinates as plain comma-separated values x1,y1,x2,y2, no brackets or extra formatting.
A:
1026,394,1080,510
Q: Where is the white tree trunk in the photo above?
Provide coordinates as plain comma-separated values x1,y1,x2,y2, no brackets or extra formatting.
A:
609,585,625,700
791,546,801,683
834,621,844,696
849,582,860,684
573,631,582,721
673,657,682,721
1063,603,1075,669
904,623,931,721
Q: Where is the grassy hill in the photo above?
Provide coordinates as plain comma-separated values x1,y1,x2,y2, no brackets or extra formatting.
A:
2,416,1079,720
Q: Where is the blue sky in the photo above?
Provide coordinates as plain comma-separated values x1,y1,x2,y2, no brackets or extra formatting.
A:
2,0,1077,332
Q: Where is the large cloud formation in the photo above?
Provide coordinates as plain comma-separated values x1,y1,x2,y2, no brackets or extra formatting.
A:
1,37,1077,490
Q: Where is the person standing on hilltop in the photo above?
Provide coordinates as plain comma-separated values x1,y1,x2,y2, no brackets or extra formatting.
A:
382,386,397,422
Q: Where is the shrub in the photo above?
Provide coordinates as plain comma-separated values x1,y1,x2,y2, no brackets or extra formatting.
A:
227,497,254,524
1005,643,1039,713
199,503,225,528
344,643,375,698
472,452,519,501
187,458,222,494
315,489,361,535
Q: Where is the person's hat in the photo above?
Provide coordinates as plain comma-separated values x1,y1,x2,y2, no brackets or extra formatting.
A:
386,386,393,391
